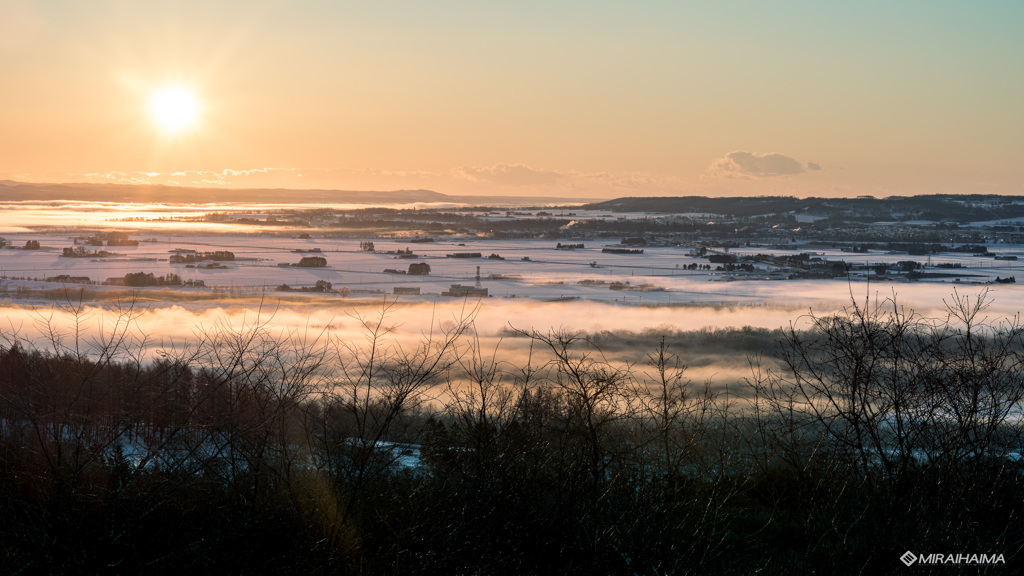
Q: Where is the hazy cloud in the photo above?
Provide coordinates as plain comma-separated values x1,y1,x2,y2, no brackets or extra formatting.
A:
80,168,442,190
708,151,817,178
452,163,564,186
83,170,231,186
451,165,700,197
38,164,694,199
222,168,278,177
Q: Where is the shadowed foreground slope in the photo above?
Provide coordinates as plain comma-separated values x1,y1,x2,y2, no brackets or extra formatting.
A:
0,295,1021,574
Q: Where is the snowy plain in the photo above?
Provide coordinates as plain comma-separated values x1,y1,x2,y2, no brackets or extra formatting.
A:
0,201,1020,359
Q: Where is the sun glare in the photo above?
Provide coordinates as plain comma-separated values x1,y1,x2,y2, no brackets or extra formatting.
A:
149,86,200,133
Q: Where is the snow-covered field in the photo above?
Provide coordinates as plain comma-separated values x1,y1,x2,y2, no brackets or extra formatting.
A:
0,202,1021,354
1,232,1021,305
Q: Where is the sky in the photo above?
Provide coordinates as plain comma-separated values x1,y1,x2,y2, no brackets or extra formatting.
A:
1,0,1022,198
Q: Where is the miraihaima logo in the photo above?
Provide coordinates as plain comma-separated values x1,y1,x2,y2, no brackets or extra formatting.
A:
900,550,1005,566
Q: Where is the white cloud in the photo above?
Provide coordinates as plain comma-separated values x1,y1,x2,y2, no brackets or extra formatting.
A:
707,151,818,178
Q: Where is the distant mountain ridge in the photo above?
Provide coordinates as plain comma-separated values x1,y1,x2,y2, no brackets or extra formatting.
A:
585,195,1024,223
0,181,450,204
0,181,586,207
6,182,1020,223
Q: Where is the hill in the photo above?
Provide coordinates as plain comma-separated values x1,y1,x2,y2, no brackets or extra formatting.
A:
584,194,1024,223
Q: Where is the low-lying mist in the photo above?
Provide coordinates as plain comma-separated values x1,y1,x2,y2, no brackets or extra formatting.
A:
0,285,1004,401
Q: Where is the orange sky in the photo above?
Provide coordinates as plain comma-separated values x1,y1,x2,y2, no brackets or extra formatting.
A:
1,1,1022,198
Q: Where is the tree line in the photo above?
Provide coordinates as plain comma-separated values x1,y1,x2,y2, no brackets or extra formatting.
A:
0,293,1020,574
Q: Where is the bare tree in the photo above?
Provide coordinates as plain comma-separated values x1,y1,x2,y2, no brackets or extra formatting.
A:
310,299,474,517
749,289,1024,561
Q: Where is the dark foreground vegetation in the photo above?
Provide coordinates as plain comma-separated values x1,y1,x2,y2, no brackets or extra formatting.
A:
0,294,1022,574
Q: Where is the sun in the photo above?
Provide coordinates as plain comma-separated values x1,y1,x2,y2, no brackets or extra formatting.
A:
149,86,200,133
